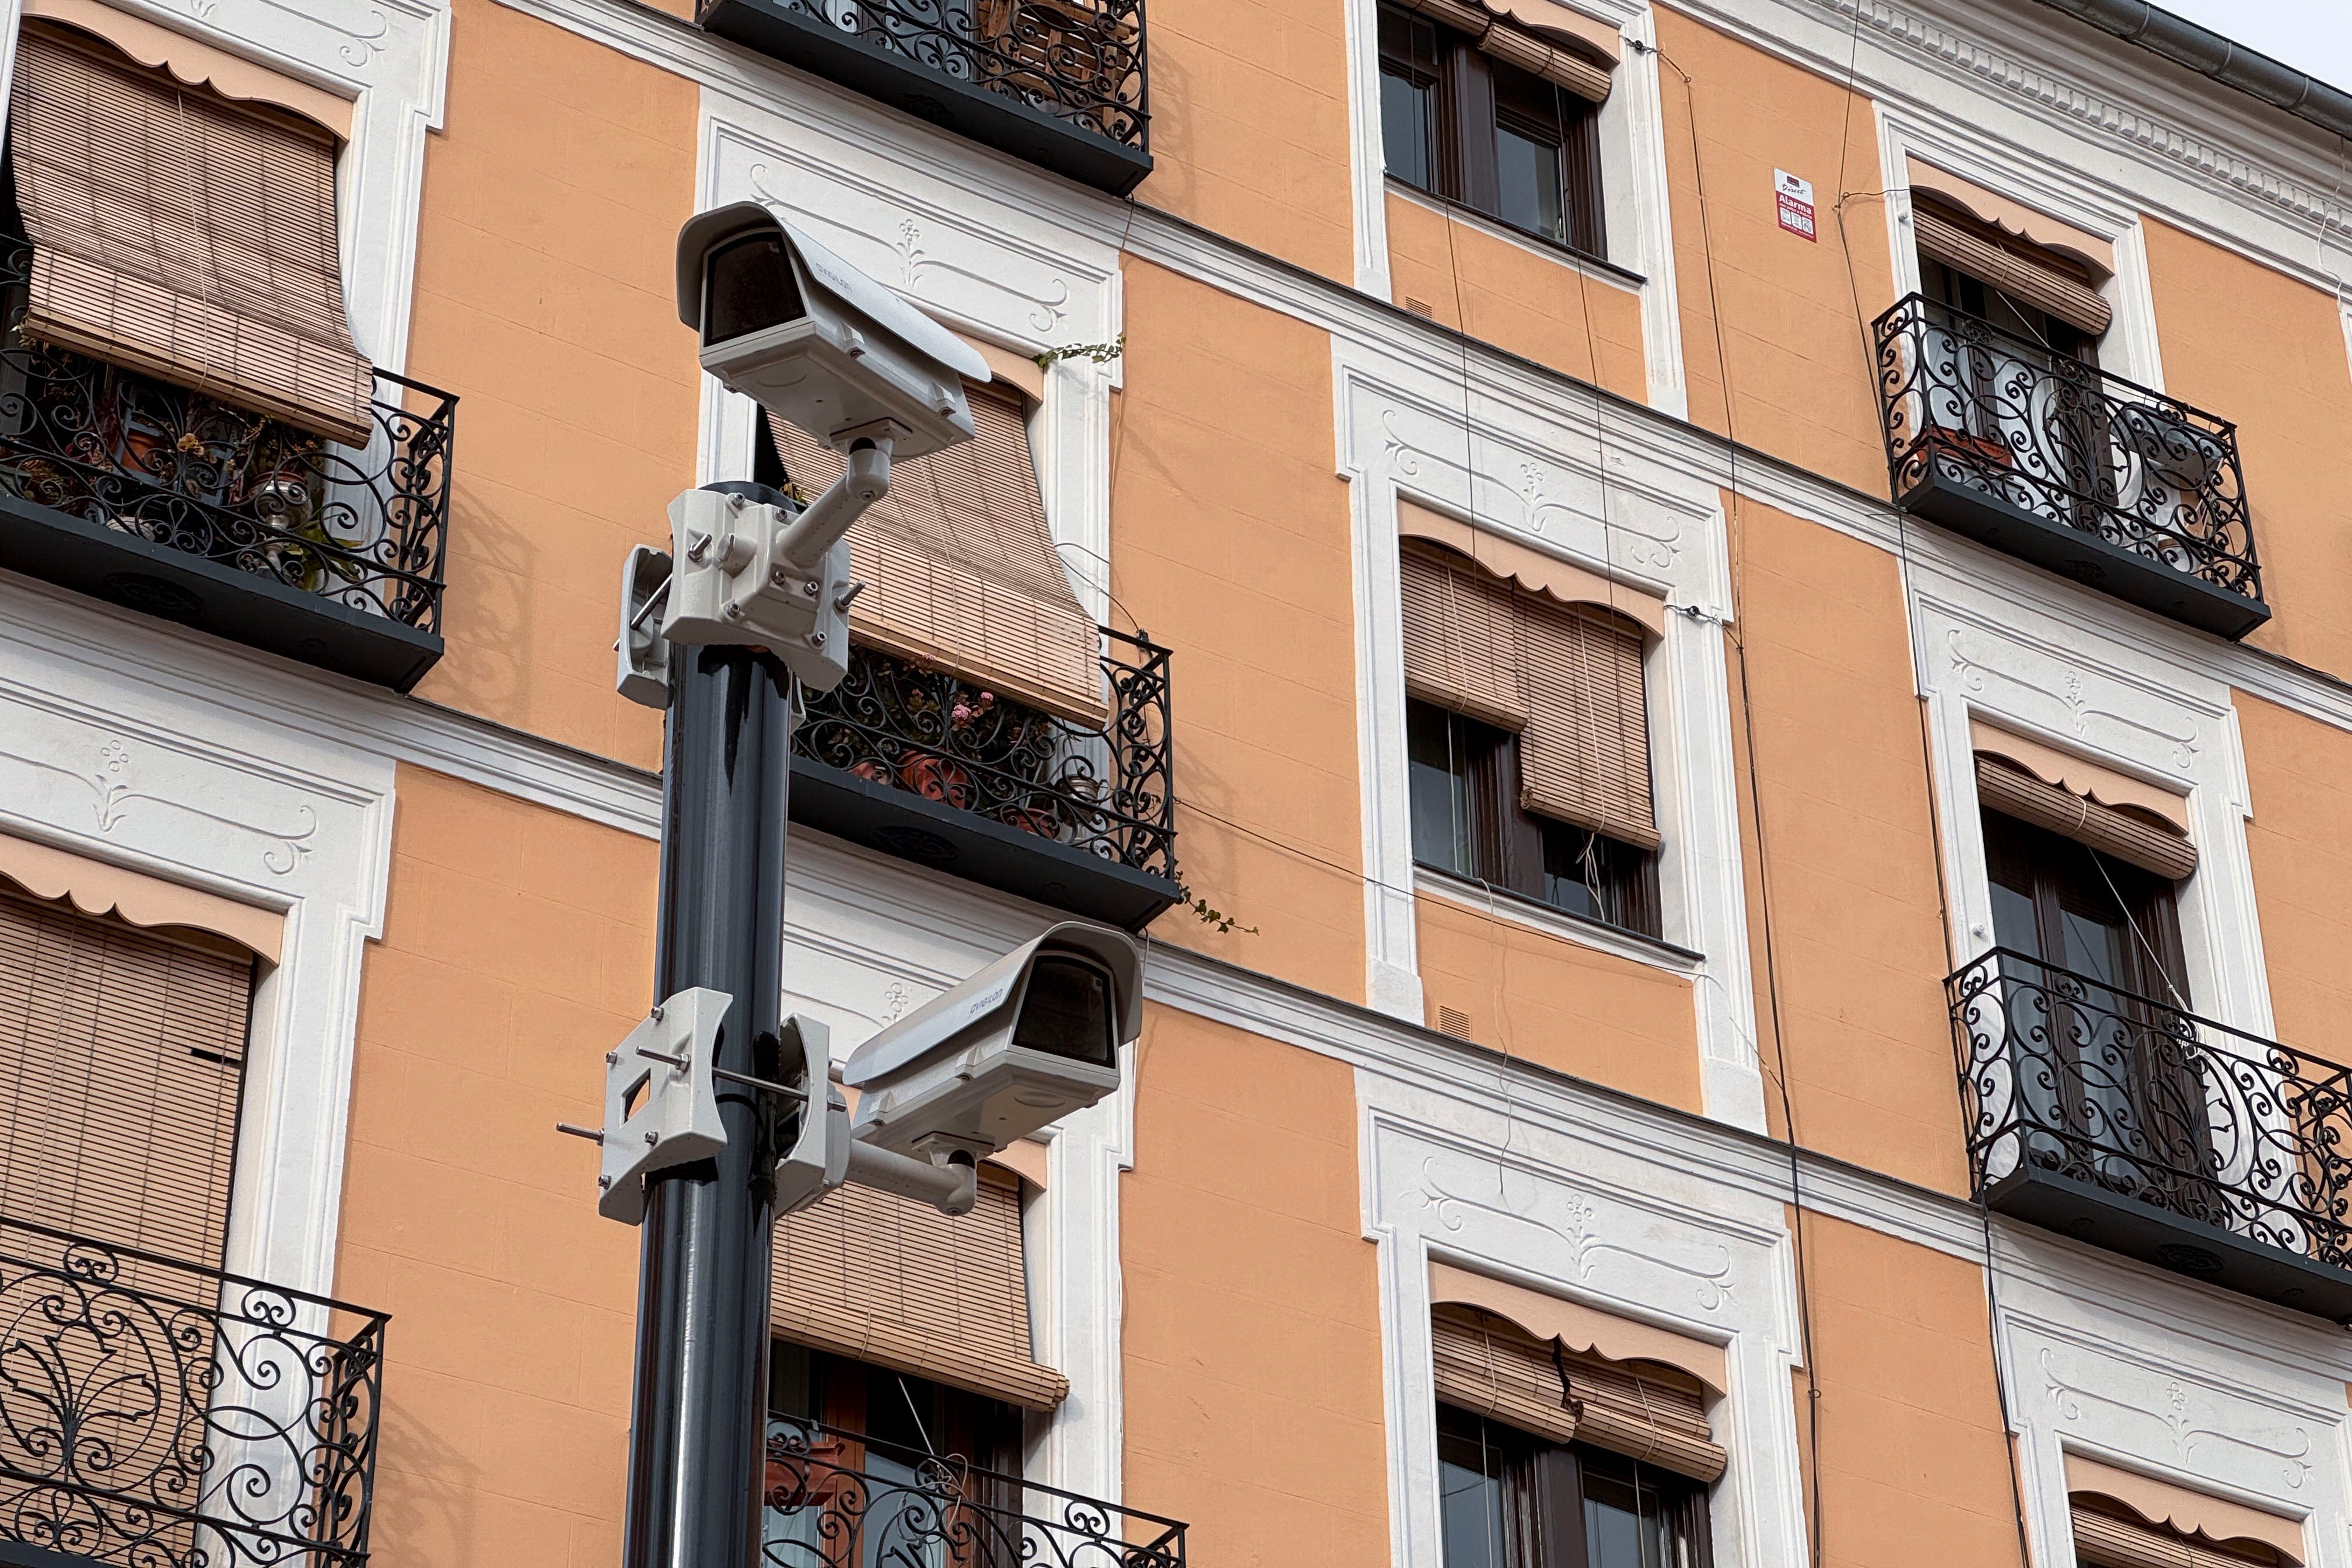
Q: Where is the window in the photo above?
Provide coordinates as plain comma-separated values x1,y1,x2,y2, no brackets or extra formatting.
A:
1439,1407,1710,1568
765,1347,1027,1565
1980,776,2210,1213
1398,540,1661,939
1377,1,1608,256
6,20,372,443
1431,1303,1716,1568
1409,699,1658,935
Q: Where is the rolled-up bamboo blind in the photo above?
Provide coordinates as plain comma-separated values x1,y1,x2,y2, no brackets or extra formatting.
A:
1391,0,1612,99
8,24,374,445
1976,754,2197,881
1400,540,1526,732
1431,1303,1578,1443
1430,1304,1727,1480
1399,542,1657,848
0,890,251,1270
766,383,1102,722
1915,205,2112,338
772,1165,1068,1412
2072,1497,2290,1568
1559,1343,1725,1482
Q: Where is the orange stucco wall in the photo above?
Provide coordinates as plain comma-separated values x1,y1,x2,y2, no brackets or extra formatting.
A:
1415,892,1703,1112
1654,7,1894,494
338,765,656,1567
405,0,700,768
1725,496,1961,1192
1799,1213,2024,1568
1137,0,1355,282
1384,192,1648,401
1122,1005,1390,1565
2139,219,2352,678
1111,259,1367,999
2235,690,2352,1057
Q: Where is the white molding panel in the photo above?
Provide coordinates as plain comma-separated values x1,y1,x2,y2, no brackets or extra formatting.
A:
1363,1093,1806,1568
1992,1224,2352,1568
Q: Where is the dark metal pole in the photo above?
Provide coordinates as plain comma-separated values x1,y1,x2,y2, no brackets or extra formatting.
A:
624,492,794,1568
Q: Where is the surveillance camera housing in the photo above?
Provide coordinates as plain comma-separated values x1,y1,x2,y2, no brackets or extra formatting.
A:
676,201,989,460
843,921,1143,1158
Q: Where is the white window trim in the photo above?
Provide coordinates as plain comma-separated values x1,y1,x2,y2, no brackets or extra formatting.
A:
1338,333,1764,1130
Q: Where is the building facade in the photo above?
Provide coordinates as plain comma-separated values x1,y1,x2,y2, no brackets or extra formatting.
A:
0,0,2348,1562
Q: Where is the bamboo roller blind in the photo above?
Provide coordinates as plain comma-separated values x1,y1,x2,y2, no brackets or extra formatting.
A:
1430,1305,1726,1482
772,1164,1068,1412
0,891,251,1270
766,383,1103,722
1914,205,2112,338
1976,754,2197,882
1391,0,1612,100
8,24,374,445
2073,1499,2290,1568
1399,541,1657,848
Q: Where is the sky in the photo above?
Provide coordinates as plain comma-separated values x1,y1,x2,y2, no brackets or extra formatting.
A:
2152,0,2352,97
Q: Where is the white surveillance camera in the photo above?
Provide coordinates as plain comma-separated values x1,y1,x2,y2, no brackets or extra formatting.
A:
675,201,989,460
843,922,1144,1160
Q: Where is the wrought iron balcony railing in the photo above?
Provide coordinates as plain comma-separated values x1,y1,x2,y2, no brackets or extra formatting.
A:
0,1216,386,1568
762,1416,1185,1568
696,0,1150,193
0,237,457,689
1873,293,2265,639
791,631,1179,927
1949,950,2352,1317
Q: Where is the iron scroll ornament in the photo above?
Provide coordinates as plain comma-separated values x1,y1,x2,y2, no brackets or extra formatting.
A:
0,1217,386,1568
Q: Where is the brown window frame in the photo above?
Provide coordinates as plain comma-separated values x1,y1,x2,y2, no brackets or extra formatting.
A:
1378,2,1606,260
1436,1402,1712,1568
1407,697,1661,939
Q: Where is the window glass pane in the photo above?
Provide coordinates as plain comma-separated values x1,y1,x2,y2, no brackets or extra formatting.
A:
1540,819,1606,922
1381,66,1434,190
1578,1449,1672,1568
1496,123,1564,242
1437,1406,1514,1568
1409,700,1468,874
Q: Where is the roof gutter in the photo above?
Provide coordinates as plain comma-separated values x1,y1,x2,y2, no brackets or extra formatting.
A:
2028,0,2352,144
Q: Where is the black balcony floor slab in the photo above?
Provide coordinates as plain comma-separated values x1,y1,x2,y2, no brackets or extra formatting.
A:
1901,466,2269,640
697,0,1151,194
0,488,442,690
1985,1163,2352,1322
790,754,1180,929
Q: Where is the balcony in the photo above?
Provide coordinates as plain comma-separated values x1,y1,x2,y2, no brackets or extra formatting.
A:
695,0,1149,194
1873,293,2265,639
0,285,457,692
790,631,1180,929
1949,950,2352,1320
762,1416,1185,1568
0,1216,386,1568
